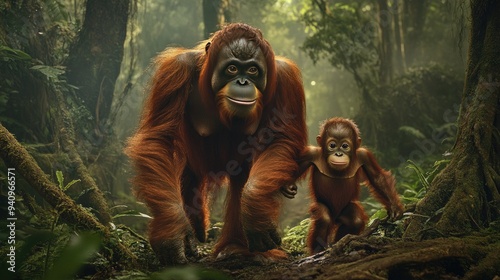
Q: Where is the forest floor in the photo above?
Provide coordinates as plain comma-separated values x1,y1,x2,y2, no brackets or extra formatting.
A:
8,220,498,279
114,225,500,280
204,232,500,280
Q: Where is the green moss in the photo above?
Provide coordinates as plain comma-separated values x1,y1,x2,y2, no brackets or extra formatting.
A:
281,218,310,255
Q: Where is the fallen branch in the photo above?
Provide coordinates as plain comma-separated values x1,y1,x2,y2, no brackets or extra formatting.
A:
54,88,112,225
0,123,136,265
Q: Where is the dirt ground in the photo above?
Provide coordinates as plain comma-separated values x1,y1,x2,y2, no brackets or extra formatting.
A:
202,232,500,280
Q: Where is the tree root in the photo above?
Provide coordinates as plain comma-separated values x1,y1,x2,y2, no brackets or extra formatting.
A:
226,232,500,280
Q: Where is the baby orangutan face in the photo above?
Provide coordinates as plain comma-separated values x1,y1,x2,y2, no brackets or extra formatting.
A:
317,121,359,172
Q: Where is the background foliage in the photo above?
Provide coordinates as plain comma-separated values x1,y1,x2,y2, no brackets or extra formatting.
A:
0,0,469,278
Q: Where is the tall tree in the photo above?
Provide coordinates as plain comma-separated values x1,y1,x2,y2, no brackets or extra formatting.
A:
405,0,500,239
377,0,394,85
0,0,55,142
402,0,428,67
203,0,231,38
392,0,406,73
66,0,130,129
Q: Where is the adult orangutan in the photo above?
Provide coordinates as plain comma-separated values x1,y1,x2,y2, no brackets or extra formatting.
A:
125,23,307,265
281,118,404,254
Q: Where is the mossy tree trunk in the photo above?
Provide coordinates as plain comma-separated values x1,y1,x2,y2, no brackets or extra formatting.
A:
66,0,130,126
404,0,500,239
0,123,137,265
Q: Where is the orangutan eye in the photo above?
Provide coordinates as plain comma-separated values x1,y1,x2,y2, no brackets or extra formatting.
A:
328,142,336,150
226,65,238,75
341,143,350,150
247,66,258,76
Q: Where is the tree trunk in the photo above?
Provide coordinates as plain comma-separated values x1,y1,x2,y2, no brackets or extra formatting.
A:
1,0,112,224
203,0,220,38
392,0,406,73
66,0,130,126
0,0,56,143
404,0,500,240
377,0,394,85
402,0,428,67
202,0,230,38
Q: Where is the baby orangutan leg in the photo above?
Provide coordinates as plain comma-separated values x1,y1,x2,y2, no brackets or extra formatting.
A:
334,201,368,242
307,202,334,254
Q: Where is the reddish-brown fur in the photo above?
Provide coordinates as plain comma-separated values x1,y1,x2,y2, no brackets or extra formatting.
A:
125,23,307,264
301,118,403,254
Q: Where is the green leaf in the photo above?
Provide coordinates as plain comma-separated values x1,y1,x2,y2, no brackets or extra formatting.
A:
63,179,81,191
55,171,80,191
56,170,64,189
30,65,65,81
398,126,426,139
368,209,387,225
406,160,430,190
0,45,32,61
43,232,102,280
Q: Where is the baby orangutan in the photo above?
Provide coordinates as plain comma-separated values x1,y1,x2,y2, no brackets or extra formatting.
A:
282,117,404,254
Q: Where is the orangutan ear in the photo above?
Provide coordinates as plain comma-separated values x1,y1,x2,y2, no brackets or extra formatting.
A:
205,42,211,53
316,135,322,146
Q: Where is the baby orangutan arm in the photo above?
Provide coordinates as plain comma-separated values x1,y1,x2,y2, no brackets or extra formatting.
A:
358,148,404,220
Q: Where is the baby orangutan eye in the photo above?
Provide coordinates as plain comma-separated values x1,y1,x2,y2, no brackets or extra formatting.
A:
328,142,336,150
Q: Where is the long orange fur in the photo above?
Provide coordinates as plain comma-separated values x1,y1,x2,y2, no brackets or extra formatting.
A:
125,23,307,262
